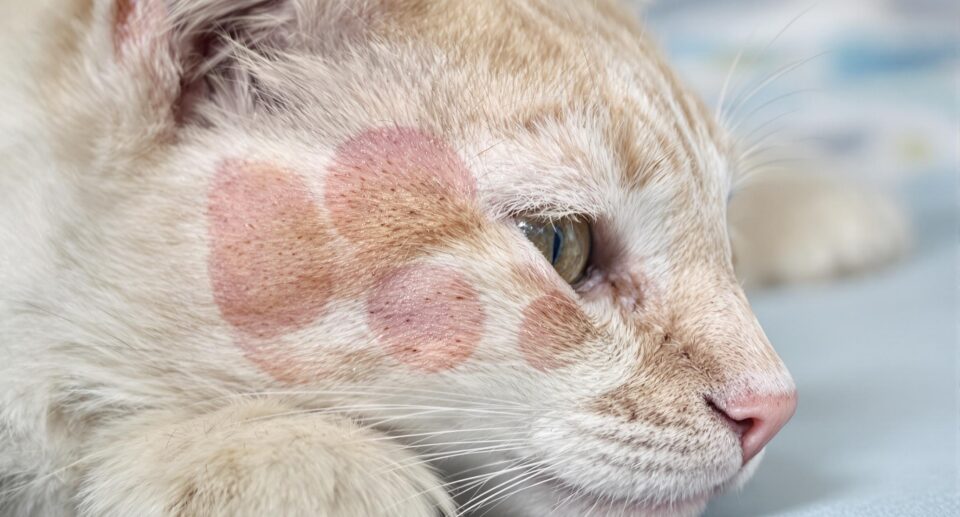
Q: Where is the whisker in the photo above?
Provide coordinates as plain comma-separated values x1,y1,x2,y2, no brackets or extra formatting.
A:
458,453,581,516
735,157,807,187
443,457,522,484
552,481,585,514
719,1,821,126
466,459,575,517
361,426,527,445
457,467,544,516
725,52,829,128
728,89,816,135
239,404,526,426
388,457,548,517
381,445,530,475
190,387,530,410
736,130,792,166
716,28,756,125
735,107,800,147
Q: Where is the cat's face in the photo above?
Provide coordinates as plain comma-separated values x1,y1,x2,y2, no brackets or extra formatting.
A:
65,0,795,515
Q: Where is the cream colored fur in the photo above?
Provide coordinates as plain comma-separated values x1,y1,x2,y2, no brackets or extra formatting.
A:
0,1,906,516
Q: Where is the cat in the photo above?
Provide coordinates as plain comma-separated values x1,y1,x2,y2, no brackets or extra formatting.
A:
0,0,907,516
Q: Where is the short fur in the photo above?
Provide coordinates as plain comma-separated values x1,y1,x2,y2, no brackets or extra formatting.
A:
0,1,906,516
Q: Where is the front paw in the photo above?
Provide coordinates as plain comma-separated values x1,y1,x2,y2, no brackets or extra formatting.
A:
730,173,910,286
79,400,453,517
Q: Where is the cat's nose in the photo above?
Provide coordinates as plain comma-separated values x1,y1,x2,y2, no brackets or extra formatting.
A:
713,391,797,464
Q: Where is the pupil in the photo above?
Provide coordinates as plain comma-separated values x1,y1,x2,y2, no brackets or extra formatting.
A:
551,226,563,264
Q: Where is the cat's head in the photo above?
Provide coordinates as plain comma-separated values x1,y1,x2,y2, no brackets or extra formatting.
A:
52,0,795,514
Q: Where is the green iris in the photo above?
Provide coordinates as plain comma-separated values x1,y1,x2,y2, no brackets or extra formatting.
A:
516,216,591,284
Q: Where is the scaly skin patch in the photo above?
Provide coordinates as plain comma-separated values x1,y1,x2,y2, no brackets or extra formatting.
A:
367,263,484,372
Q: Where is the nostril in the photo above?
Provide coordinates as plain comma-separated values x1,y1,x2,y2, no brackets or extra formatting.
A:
707,392,798,465
705,397,752,437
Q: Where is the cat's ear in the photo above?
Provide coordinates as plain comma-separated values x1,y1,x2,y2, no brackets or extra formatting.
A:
106,0,306,123
104,0,366,124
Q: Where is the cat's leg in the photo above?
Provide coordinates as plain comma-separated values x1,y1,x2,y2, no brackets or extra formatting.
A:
77,399,453,517
729,171,909,287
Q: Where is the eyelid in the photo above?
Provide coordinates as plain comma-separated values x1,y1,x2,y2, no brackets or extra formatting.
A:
504,199,597,220
510,210,593,224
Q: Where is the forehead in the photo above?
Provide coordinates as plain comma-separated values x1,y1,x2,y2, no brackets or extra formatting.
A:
392,0,732,181
239,0,732,228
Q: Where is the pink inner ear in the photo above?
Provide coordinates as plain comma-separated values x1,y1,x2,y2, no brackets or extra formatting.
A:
113,0,136,54
113,0,164,57
208,161,336,339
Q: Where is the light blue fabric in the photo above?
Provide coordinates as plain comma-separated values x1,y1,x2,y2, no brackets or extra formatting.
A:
639,1,959,515
707,171,958,516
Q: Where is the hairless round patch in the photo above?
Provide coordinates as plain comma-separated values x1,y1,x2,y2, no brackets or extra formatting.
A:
209,127,490,379
324,126,482,263
519,289,596,371
208,160,338,339
367,263,484,372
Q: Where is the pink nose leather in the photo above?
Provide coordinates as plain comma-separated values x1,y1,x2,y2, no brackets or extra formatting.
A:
720,392,797,464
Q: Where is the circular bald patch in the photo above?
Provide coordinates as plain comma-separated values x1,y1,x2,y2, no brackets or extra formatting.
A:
519,290,595,371
325,127,481,263
367,264,484,372
208,160,337,339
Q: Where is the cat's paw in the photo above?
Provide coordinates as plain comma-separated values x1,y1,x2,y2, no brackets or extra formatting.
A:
729,172,909,287
79,400,454,517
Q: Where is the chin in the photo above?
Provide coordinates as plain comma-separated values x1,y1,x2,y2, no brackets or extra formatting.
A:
467,481,711,517
453,449,767,517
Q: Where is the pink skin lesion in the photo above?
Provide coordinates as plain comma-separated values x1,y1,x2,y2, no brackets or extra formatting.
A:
367,263,485,372
324,126,482,261
207,126,594,377
511,263,599,371
207,160,336,340
518,288,597,371
324,126,487,371
208,126,489,377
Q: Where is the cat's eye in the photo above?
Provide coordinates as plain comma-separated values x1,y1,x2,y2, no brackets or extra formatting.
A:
515,216,591,284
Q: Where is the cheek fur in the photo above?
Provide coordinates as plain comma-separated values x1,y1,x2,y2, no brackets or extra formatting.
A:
367,264,485,372
207,160,339,340
324,126,483,262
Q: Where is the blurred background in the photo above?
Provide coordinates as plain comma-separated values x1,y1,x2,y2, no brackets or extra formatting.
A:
640,0,958,515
